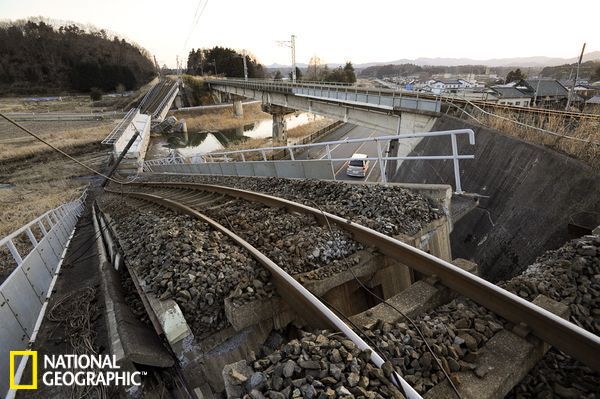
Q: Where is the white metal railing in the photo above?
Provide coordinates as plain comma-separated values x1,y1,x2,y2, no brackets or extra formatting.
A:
0,188,88,397
207,78,442,113
144,129,475,192
102,108,138,145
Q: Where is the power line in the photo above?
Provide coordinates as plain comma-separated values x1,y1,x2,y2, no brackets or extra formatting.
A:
183,0,209,50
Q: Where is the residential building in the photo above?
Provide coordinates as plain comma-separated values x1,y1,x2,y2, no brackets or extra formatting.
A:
490,86,533,107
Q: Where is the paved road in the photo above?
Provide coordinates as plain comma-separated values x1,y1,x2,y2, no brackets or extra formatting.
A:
295,123,389,182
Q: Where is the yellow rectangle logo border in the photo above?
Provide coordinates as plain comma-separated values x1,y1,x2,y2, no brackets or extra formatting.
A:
9,350,37,390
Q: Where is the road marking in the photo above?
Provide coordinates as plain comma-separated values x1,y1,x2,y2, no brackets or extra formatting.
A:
318,125,359,159
365,160,378,181
334,130,378,176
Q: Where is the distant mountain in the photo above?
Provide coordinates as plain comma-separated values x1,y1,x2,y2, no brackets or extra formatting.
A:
387,52,600,67
268,52,600,69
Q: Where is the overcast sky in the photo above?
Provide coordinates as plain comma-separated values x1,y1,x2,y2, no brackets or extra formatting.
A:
2,0,598,67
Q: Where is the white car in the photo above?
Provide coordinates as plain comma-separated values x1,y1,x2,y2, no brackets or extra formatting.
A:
346,153,370,177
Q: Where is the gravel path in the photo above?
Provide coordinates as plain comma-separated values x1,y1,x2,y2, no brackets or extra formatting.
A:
141,175,443,237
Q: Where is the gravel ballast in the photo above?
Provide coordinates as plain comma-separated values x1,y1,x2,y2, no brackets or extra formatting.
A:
98,195,274,339
503,233,600,398
141,175,443,237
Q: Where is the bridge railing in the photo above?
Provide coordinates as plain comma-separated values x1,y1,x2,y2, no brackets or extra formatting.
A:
207,78,442,113
143,129,475,193
0,188,88,397
101,108,138,145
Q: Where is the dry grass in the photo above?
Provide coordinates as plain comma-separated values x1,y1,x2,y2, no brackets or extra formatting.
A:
0,121,111,237
287,118,334,140
0,122,113,162
172,103,270,132
468,108,600,170
0,182,85,238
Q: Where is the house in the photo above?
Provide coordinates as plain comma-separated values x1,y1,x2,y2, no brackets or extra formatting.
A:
584,95,600,111
490,86,533,107
425,79,472,94
522,79,570,107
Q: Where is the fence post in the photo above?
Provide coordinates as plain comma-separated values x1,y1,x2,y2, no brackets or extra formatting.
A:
6,240,23,265
451,133,462,193
376,141,386,183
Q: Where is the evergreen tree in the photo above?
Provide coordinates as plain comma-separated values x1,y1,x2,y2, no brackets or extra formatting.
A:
506,68,526,83
343,62,356,83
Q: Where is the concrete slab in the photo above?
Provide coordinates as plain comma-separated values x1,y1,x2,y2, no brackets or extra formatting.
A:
424,295,570,399
350,258,478,327
224,296,294,332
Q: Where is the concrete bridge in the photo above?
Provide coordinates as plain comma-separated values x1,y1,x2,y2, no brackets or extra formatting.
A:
207,79,441,141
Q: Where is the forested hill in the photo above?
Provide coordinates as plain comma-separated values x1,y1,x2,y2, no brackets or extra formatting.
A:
0,20,156,94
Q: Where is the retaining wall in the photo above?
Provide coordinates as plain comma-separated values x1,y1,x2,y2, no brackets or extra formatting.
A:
394,115,600,281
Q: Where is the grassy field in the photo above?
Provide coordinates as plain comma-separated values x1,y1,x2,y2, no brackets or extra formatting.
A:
0,120,114,161
0,119,112,237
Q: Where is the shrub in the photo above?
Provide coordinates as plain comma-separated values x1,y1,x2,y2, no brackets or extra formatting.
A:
90,87,103,101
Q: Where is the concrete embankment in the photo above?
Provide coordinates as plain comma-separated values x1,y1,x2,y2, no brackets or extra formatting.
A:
394,115,600,281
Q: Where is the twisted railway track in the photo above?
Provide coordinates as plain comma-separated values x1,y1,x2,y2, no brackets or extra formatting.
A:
139,79,178,118
100,181,599,396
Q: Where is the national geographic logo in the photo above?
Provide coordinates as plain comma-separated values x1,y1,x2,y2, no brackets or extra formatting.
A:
9,351,145,391
10,350,38,390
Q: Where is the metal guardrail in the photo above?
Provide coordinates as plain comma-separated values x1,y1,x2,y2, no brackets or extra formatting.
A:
101,108,138,145
0,189,88,398
207,78,442,114
144,128,475,192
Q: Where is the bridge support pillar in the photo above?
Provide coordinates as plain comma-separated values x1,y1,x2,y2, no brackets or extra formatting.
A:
262,104,295,144
233,96,244,118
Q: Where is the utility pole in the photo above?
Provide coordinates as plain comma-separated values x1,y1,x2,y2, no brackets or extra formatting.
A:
277,34,297,83
566,42,586,110
291,34,296,83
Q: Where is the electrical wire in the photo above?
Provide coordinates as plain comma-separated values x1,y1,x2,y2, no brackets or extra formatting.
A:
316,294,405,398
0,112,128,185
304,199,463,399
182,0,209,50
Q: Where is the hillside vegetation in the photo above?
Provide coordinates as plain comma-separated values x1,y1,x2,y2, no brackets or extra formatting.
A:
0,19,156,94
540,61,600,81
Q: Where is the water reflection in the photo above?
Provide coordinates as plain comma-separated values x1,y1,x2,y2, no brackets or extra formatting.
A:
163,112,322,159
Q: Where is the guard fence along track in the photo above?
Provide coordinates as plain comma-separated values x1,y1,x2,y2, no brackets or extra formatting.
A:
105,181,600,378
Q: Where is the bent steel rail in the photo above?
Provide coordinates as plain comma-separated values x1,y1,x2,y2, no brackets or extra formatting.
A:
105,186,422,398
123,181,600,372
